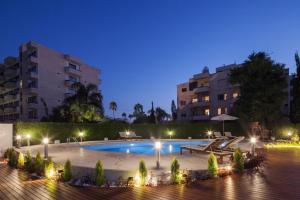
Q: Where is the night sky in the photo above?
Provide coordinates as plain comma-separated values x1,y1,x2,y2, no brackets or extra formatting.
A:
1,0,300,117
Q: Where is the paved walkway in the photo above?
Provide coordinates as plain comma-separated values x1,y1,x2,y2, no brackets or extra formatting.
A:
0,149,300,200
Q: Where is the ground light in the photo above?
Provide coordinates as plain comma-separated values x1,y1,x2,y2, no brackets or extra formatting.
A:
155,141,161,169
79,131,84,143
43,137,49,159
26,134,31,146
16,135,22,148
207,130,212,140
250,137,256,155
168,131,173,139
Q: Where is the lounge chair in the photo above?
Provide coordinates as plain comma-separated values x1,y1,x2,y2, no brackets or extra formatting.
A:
224,132,232,137
213,132,223,138
119,131,142,140
216,136,245,151
180,138,224,154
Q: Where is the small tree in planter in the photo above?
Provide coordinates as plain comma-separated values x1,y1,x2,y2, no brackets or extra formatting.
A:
64,160,72,182
35,152,44,176
139,160,147,186
44,158,55,179
233,148,244,173
95,160,105,186
4,148,14,160
17,152,25,169
8,150,17,168
171,158,181,184
25,151,35,173
207,153,218,178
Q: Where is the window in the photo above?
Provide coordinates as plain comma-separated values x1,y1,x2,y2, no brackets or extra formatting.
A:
189,82,197,91
233,92,239,98
204,109,210,116
217,108,222,115
204,96,210,102
69,63,80,70
27,96,37,103
218,93,227,101
180,101,186,106
69,75,79,82
192,98,198,103
181,88,187,92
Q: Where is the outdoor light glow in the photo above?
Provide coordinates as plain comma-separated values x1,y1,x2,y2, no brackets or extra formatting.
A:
155,141,162,150
79,132,84,137
16,135,21,140
168,131,173,136
250,137,256,144
287,132,292,136
207,130,212,135
126,149,130,154
43,138,49,144
169,144,173,152
26,134,31,139
47,168,55,178
226,165,232,171
126,131,130,136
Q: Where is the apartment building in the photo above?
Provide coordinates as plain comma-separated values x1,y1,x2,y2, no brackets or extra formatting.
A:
177,64,290,122
0,41,100,122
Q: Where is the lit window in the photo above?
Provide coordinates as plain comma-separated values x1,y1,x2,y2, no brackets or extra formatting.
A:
192,98,198,103
224,93,228,100
181,88,187,92
204,96,210,102
233,92,238,98
217,108,222,115
204,109,210,116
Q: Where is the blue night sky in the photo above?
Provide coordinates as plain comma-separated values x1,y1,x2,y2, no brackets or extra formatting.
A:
1,0,300,117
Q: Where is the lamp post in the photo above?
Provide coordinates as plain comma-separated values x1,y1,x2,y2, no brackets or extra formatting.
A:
155,141,161,169
168,131,173,139
16,135,21,148
43,137,49,159
79,131,84,143
250,137,256,156
26,134,31,147
207,130,212,140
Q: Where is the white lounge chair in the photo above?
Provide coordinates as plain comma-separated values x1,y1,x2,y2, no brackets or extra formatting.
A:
119,131,142,140
224,132,232,137
213,132,223,138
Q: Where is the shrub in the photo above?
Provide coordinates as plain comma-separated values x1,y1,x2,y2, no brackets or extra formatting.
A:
233,148,244,173
291,134,300,142
95,160,105,186
44,158,55,179
25,151,35,173
17,152,25,169
207,153,218,178
4,148,14,159
64,160,72,182
171,158,181,184
138,160,147,186
8,150,17,168
35,152,44,175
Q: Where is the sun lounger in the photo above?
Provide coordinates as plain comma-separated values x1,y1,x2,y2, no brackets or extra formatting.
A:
213,132,224,138
119,131,142,140
180,138,224,154
224,132,232,137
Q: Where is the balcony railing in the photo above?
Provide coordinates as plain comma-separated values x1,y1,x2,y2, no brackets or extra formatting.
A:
64,67,81,76
29,71,38,79
194,86,210,93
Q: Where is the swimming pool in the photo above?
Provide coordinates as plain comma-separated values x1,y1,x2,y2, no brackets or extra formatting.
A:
83,140,209,155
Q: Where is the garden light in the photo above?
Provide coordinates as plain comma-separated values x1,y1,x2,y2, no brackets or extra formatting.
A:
47,168,55,178
287,131,292,137
43,137,49,158
226,165,232,171
250,137,256,155
79,131,84,142
26,134,31,146
16,135,22,148
16,135,21,140
155,141,161,169
126,131,130,136
207,130,212,140
250,137,256,144
168,130,173,139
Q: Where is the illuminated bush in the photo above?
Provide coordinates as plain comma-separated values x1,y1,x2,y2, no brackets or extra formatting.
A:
233,148,244,173
64,160,72,182
95,160,105,186
44,158,55,179
8,150,17,168
17,152,25,169
291,134,300,142
171,158,181,184
35,152,44,175
139,160,147,186
24,151,35,173
207,153,218,178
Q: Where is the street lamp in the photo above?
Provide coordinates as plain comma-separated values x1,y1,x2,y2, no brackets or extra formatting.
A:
79,131,84,143
250,137,256,155
207,130,212,140
26,134,31,147
16,135,21,148
43,137,49,159
168,131,173,139
155,141,161,169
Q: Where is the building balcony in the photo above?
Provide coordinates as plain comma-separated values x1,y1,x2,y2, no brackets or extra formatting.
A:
194,86,210,93
64,66,81,76
28,56,38,64
64,79,77,87
191,115,210,121
190,101,210,107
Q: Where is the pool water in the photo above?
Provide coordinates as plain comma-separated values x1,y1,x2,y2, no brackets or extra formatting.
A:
83,140,208,155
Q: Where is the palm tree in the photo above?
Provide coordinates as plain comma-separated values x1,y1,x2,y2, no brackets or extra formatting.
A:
109,101,117,119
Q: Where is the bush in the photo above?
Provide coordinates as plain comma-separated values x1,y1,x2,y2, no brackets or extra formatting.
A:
95,160,105,186
25,152,35,173
64,160,72,182
4,148,14,159
233,148,244,173
44,158,55,179
207,153,218,178
171,158,181,184
35,152,44,176
17,152,25,169
8,150,17,168
138,160,147,186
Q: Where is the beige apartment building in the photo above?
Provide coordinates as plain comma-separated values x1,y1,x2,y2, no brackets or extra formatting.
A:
177,64,290,122
0,41,100,122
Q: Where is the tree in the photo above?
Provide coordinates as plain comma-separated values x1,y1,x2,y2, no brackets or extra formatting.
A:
207,153,218,178
290,52,300,123
122,112,127,120
171,158,181,184
139,160,148,186
171,100,177,121
64,160,72,182
148,102,156,124
95,160,105,186
233,148,244,173
230,52,288,127
17,152,25,169
132,103,147,123
35,152,44,176
155,107,170,123
109,101,117,119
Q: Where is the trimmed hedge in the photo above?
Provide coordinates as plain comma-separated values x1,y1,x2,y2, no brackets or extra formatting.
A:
16,121,244,143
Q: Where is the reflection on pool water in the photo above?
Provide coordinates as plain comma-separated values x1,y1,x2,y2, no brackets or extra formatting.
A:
83,140,208,155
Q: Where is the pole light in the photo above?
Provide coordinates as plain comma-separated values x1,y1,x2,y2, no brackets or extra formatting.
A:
168,131,173,139
79,131,84,143
207,130,212,140
155,141,161,169
250,137,256,155
26,134,31,147
43,137,49,159
16,135,22,148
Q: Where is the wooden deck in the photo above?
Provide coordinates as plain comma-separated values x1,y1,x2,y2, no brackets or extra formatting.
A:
1,149,300,200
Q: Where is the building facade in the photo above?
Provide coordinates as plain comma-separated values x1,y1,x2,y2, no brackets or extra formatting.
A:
0,41,100,122
177,64,290,122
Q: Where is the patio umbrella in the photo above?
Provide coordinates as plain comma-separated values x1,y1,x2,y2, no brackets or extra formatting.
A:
211,114,238,134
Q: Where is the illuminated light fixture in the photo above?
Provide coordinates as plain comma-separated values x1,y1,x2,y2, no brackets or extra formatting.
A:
16,135,21,140
155,141,161,150
26,134,31,147
287,132,292,136
126,131,130,136
250,137,256,155
43,137,49,158
168,131,173,139
207,130,212,140
43,138,49,144
226,165,232,171
250,137,256,144
155,141,161,169
79,131,84,143
169,144,173,152
47,168,55,179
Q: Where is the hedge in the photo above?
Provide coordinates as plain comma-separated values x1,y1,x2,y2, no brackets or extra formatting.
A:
15,121,245,144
